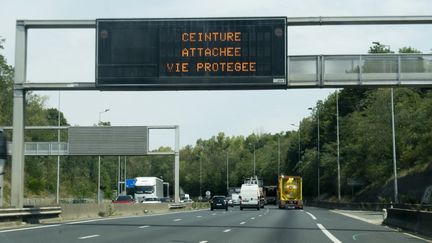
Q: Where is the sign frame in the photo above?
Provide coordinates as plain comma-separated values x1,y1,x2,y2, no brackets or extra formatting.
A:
96,17,287,90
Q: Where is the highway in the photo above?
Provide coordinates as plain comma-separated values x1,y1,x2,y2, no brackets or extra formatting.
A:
0,206,428,243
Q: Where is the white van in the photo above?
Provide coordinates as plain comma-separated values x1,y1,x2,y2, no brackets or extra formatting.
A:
239,184,261,210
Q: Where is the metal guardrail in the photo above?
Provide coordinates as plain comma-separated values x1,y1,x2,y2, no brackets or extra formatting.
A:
0,206,62,223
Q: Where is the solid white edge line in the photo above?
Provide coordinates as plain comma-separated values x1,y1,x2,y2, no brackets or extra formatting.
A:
317,223,342,243
403,233,432,243
330,210,381,225
0,224,61,233
78,234,100,240
306,211,317,220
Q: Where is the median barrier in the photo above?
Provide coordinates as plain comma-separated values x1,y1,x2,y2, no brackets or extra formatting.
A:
60,202,204,220
383,208,432,237
0,206,61,224
0,202,209,224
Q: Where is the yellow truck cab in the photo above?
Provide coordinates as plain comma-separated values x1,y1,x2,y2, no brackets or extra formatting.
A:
278,175,303,209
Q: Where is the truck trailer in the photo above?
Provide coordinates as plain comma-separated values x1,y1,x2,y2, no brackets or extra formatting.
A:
278,175,303,209
134,177,164,203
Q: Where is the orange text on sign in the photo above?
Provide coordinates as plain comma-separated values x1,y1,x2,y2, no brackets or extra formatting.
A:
182,32,241,42
181,47,241,57
196,62,256,72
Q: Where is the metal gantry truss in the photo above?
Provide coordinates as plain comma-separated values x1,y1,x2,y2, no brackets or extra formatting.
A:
8,15,432,208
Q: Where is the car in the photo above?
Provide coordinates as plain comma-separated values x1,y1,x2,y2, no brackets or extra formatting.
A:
160,197,172,203
226,197,234,207
72,198,90,204
112,195,134,204
210,195,228,211
231,193,240,205
142,197,161,203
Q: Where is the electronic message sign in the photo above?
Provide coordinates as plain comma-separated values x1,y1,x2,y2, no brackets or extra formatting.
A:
96,18,287,90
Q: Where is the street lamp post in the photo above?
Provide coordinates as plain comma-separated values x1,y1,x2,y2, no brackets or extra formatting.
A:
372,41,398,203
278,135,280,177
56,91,61,205
290,123,301,165
249,143,256,177
98,156,101,204
97,108,109,204
309,106,320,199
199,156,202,198
226,151,229,193
98,108,110,126
391,88,399,203
336,91,341,201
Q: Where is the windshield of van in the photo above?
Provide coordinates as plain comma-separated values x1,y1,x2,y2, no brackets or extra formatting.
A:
134,186,154,194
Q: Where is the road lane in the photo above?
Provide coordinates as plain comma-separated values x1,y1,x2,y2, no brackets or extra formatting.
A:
0,206,429,243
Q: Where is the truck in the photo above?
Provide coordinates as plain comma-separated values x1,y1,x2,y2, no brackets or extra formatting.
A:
133,177,164,203
263,185,277,205
278,175,303,209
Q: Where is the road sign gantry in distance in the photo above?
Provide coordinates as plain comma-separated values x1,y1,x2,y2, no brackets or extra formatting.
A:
96,17,287,90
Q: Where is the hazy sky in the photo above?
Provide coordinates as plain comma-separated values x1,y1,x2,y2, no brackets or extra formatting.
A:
1,0,431,148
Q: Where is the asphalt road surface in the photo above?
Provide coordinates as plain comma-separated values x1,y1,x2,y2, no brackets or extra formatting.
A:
0,206,429,243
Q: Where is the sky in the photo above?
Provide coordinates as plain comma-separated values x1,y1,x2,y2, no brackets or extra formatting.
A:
1,0,431,148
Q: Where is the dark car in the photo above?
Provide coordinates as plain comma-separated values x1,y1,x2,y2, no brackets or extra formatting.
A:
210,196,228,211
112,195,134,204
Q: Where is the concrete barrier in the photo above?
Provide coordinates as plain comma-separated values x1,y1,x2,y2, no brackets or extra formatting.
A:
383,208,432,237
60,202,207,221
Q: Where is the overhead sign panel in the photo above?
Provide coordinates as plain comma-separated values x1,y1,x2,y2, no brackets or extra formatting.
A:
68,126,148,155
96,18,287,90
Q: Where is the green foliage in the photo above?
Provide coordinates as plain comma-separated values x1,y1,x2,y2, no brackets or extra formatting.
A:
1,37,431,204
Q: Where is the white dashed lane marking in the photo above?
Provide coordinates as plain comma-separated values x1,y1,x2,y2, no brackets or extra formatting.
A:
306,212,317,220
317,224,341,243
78,235,100,240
